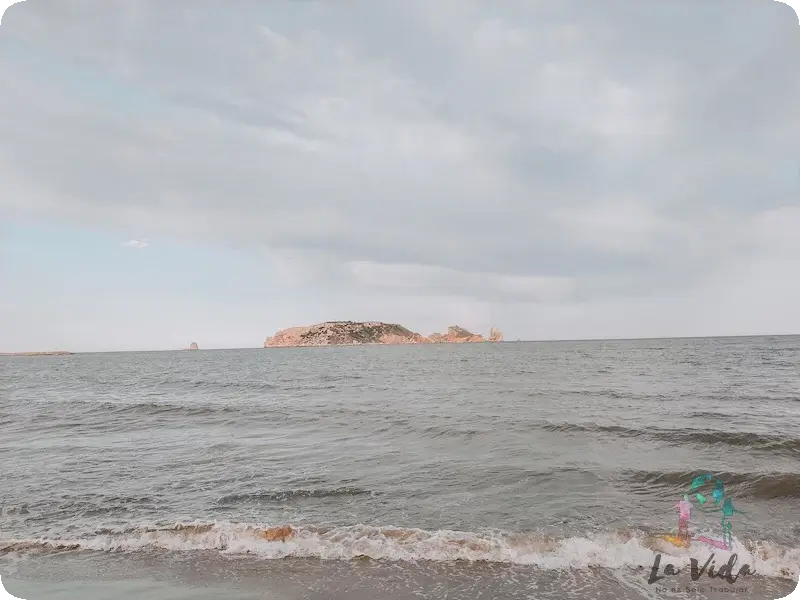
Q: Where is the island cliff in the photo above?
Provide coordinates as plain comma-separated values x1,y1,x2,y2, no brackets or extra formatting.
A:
264,321,503,348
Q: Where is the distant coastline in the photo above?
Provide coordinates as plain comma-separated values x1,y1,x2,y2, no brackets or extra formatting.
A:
0,351,74,357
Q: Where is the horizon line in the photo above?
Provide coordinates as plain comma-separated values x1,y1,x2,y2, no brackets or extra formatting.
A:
3,332,798,355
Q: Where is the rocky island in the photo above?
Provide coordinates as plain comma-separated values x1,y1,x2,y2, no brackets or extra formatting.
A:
263,321,503,348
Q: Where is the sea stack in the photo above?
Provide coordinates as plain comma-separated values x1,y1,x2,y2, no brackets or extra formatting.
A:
488,327,504,342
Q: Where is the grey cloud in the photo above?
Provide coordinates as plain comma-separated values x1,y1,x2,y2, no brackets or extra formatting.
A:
1,0,798,305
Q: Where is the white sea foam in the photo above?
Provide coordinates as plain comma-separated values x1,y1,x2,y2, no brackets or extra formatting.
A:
2,522,798,581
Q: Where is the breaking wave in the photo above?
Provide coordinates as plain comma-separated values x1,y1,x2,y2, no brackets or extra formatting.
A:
1,522,797,581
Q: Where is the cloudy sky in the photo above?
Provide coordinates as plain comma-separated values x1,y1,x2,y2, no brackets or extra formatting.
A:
1,0,798,352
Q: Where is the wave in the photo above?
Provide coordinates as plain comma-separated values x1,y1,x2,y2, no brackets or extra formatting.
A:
541,422,800,454
12,403,252,435
216,487,373,505
104,402,245,418
1,521,797,580
318,373,364,383
699,393,800,404
421,425,488,438
688,411,733,420
21,400,297,425
623,470,800,500
1,494,159,521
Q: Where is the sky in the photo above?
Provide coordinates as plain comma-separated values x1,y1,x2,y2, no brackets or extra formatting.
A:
0,0,799,352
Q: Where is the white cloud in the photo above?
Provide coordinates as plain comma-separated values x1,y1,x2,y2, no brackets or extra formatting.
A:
346,261,577,304
121,239,149,249
0,0,799,348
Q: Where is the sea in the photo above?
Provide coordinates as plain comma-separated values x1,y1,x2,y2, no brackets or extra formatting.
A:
1,336,799,599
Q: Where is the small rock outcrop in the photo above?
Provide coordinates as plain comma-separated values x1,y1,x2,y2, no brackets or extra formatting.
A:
263,322,504,348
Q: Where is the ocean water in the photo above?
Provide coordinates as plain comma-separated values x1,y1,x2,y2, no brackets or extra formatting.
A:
1,337,799,599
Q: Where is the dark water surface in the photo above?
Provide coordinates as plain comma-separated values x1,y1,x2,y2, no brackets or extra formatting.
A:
1,337,799,599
